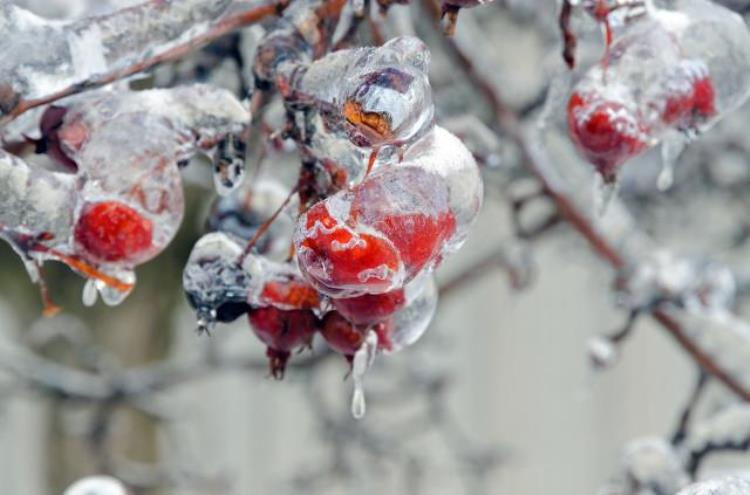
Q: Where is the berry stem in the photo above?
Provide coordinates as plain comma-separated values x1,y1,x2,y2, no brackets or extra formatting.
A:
239,183,299,262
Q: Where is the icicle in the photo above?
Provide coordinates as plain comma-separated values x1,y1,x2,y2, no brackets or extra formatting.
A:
658,133,685,191
350,329,378,420
82,278,98,307
592,173,619,217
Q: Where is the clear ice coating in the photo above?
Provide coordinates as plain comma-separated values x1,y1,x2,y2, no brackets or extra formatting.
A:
0,85,250,307
294,125,482,298
569,0,750,176
0,0,231,113
384,274,438,353
289,36,435,186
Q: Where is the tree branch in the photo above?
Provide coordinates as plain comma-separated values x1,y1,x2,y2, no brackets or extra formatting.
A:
0,0,288,126
420,0,750,401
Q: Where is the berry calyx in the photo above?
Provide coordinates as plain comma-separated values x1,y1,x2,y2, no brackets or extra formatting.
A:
248,306,318,379
74,201,153,264
567,91,649,180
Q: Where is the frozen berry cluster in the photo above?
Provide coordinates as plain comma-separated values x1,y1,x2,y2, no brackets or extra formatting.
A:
567,0,750,182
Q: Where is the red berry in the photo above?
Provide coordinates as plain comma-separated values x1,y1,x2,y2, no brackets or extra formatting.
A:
567,91,649,180
297,166,456,295
370,212,456,271
320,311,394,359
299,203,402,294
661,62,716,129
320,311,366,358
74,201,153,264
248,307,318,379
332,289,406,326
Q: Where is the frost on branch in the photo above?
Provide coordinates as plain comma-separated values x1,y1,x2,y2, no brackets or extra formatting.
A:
677,476,750,495
599,438,690,495
0,0,232,114
0,84,250,308
567,0,750,181
619,251,736,312
686,404,750,467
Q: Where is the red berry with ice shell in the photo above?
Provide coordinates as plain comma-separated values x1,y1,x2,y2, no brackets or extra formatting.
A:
248,306,318,379
567,90,649,181
74,201,154,265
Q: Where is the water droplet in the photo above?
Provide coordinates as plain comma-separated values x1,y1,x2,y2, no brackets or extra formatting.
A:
95,268,136,306
213,134,247,196
82,278,98,307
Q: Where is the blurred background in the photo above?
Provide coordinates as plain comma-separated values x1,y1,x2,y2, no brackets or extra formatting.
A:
2,0,750,494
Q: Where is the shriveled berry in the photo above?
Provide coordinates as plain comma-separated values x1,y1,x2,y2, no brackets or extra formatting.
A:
567,91,649,180
248,307,318,379
332,289,406,326
74,201,153,264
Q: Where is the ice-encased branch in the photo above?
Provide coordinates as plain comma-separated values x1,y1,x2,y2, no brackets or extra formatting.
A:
0,0,285,126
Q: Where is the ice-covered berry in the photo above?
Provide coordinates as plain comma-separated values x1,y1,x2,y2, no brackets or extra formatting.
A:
332,289,406,326
74,201,153,264
295,166,456,297
248,306,318,379
660,60,716,129
567,90,649,180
